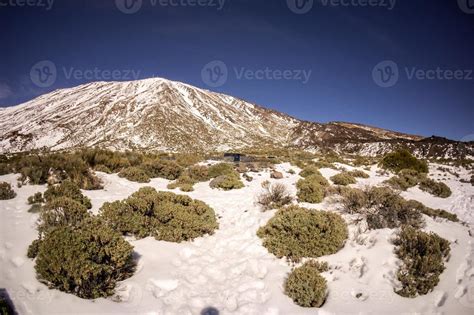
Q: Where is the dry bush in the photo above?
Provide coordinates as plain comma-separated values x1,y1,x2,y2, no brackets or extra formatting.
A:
257,183,293,211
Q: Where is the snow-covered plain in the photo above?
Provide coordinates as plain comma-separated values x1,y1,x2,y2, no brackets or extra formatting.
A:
0,163,473,315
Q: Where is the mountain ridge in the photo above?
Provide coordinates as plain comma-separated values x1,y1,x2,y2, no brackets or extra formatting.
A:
0,78,472,159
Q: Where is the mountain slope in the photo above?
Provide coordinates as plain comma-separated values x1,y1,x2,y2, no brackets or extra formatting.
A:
0,78,472,158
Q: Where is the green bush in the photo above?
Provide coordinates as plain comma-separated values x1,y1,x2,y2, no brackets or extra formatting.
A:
209,172,244,190
186,165,210,182
257,182,293,211
393,226,450,297
348,170,370,178
381,150,428,174
15,153,102,190
94,164,112,174
404,200,458,222
118,167,150,183
296,174,329,203
299,166,322,178
141,160,183,180
27,239,41,259
0,182,16,200
208,163,235,178
38,197,90,236
34,218,135,299
284,261,328,308
419,178,452,198
44,180,92,209
330,172,356,186
100,187,218,242
385,169,424,191
257,206,348,262
0,162,12,175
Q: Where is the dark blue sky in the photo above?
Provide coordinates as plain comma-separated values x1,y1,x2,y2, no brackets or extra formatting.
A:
1,0,473,140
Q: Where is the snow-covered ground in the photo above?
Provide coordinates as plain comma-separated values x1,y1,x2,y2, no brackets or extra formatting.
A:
0,163,473,315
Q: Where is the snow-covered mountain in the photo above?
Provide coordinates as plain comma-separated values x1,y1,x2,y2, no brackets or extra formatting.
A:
0,78,472,158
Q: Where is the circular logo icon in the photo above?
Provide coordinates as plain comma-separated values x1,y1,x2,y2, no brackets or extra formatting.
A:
115,0,143,14
458,0,474,14
287,0,314,14
30,60,57,88
201,60,228,88
372,60,399,88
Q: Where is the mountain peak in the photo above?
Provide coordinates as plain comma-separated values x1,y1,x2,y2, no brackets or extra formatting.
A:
0,78,472,158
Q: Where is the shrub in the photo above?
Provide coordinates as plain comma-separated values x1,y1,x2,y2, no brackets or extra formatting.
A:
385,169,424,191
34,218,135,299
380,150,428,174
209,172,244,190
141,160,182,180
16,153,102,190
0,182,16,200
299,166,322,178
27,239,41,259
284,261,328,308
340,187,424,230
404,200,458,222
94,164,112,174
348,170,369,178
28,192,45,205
393,226,450,297
330,172,357,186
257,206,348,262
100,187,218,242
43,180,92,209
296,175,329,203
0,162,12,175
257,182,293,211
208,163,235,178
38,197,90,236
186,165,210,182
118,167,150,183
419,178,452,198
340,188,368,214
